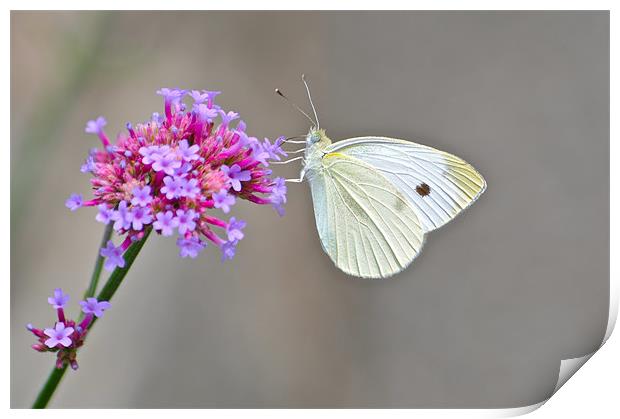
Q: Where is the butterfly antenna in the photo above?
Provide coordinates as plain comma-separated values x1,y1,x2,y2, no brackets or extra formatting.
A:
275,88,317,127
302,74,320,129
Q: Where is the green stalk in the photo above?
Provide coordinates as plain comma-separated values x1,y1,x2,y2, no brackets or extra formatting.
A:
84,223,114,299
31,228,151,408
32,365,68,409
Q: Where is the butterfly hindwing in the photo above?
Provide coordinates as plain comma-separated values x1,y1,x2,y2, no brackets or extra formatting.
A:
308,152,425,279
326,137,487,232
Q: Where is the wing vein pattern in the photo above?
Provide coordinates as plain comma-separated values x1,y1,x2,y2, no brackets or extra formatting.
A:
308,152,425,279
327,137,487,232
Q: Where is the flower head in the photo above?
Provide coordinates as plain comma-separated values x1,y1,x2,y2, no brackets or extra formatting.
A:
29,289,112,370
67,88,286,265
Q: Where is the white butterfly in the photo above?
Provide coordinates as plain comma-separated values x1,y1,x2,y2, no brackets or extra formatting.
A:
276,77,486,279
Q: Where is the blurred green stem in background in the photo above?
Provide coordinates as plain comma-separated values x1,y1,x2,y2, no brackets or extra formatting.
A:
32,227,152,408
83,223,114,300
11,13,113,231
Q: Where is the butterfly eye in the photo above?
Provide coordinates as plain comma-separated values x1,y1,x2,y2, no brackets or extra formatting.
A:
309,132,321,144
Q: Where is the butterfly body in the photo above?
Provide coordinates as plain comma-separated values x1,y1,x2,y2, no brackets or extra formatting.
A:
300,128,486,279
300,129,331,182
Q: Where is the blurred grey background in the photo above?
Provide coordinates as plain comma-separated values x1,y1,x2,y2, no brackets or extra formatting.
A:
11,11,609,408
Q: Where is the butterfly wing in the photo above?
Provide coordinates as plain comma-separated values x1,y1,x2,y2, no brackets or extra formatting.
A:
326,137,486,232
308,152,425,279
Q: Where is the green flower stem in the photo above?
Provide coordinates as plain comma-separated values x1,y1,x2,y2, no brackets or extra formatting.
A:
32,227,152,408
84,223,114,300
32,365,68,409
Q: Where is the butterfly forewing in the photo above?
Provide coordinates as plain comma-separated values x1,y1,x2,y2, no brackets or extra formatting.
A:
309,152,425,279
326,137,486,232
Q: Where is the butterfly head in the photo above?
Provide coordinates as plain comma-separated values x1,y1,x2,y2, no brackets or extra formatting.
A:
306,128,332,149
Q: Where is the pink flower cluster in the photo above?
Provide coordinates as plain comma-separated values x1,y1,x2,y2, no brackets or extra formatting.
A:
28,288,111,370
66,88,287,269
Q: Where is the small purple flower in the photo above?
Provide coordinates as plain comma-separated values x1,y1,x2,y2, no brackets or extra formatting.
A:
95,204,114,224
100,240,126,271
131,185,153,207
221,241,237,261
152,152,182,175
175,209,197,235
111,201,133,231
153,210,179,236
161,176,184,199
65,194,83,211
177,139,200,162
226,217,246,242
250,140,270,166
175,162,193,176
85,117,107,134
204,90,221,108
181,178,201,199
80,155,96,173
156,87,185,104
262,136,288,161
130,206,153,231
43,322,74,348
221,164,251,192
213,189,235,213
177,237,204,258
270,177,287,216
193,103,219,122
79,298,111,318
219,110,239,126
139,145,168,165
47,288,70,309
188,90,209,104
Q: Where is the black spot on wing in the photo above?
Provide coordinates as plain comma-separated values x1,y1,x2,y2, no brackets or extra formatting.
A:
415,183,431,197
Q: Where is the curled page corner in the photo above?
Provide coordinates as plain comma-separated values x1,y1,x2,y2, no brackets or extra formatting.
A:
492,273,618,417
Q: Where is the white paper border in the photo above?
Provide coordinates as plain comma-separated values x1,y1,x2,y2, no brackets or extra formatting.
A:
4,1,616,416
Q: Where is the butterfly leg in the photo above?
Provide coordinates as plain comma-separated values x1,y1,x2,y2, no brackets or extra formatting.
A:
271,156,304,165
285,167,306,183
